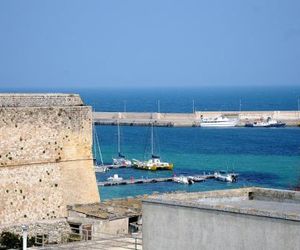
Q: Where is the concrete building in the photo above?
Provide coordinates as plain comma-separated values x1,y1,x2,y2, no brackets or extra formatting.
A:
142,188,300,250
0,94,100,241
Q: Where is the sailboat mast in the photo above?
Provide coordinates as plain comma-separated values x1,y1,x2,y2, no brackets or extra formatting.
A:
151,122,154,155
92,111,104,165
117,120,121,154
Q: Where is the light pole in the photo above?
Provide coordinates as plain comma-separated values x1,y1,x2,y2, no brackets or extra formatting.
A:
157,100,160,113
192,99,195,113
21,225,28,250
123,100,127,113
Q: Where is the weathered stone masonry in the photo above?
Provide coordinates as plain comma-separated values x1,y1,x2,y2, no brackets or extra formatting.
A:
0,94,100,235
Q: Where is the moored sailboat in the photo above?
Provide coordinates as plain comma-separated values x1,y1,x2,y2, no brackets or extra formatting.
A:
112,120,132,167
132,123,173,171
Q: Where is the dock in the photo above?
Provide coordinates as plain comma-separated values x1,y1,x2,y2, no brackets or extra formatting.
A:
93,111,300,127
97,174,215,186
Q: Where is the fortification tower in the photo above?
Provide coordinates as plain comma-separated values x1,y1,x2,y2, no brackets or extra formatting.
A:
0,94,99,233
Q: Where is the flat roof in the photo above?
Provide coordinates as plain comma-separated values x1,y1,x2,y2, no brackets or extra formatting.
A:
143,187,300,221
68,197,143,220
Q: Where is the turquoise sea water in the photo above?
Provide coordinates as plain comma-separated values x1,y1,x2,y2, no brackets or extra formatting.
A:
95,126,300,200
1,86,299,200
84,86,300,200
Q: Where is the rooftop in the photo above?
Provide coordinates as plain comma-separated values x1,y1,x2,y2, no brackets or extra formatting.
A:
68,197,144,220
144,187,300,221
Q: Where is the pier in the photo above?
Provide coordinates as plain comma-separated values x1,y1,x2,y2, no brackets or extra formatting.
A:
93,111,300,127
97,174,215,186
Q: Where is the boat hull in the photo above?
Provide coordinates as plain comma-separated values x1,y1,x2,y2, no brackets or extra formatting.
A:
200,121,238,127
133,163,173,171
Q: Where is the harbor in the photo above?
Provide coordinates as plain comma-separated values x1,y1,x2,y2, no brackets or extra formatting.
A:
93,110,300,127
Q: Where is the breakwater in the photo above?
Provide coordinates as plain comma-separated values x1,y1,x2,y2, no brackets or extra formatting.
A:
93,111,300,127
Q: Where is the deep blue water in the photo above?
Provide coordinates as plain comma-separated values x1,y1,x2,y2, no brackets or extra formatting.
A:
1,86,300,200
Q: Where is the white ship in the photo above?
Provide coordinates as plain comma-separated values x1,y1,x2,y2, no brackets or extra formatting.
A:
200,116,239,127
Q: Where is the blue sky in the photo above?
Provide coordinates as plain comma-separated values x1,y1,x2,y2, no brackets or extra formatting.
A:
0,0,299,88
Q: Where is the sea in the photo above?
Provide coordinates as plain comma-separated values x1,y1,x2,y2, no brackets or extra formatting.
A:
2,86,300,200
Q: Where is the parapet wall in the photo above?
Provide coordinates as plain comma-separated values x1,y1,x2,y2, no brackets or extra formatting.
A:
0,93,83,107
0,94,99,228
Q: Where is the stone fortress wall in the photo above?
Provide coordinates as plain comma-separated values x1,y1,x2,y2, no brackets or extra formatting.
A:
0,94,99,236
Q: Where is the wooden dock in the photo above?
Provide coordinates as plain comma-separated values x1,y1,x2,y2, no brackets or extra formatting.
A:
97,174,215,186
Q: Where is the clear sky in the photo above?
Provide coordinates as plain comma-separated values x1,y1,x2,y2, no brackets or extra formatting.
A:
0,0,299,88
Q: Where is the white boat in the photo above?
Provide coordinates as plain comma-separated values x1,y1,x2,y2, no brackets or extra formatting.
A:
214,171,238,182
188,176,205,182
173,175,194,184
200,116,238,127
112,120,132,167
94,165,109,173
132,123,173,171
246,117,286,128
107,174,123,182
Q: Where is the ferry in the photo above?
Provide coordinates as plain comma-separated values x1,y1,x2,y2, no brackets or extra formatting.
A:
200,116,239,127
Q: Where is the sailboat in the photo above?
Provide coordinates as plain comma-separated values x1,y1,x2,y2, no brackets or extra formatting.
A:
112,120,132,167
93,120,109,172
132,123,173,171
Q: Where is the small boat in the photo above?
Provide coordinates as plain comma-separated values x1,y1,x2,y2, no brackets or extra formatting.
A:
133,123,173,171
245,117,286,128
173,175,194,184
214,171,238,183
94,165,109,173
107,174,123,182
200,116,238,127
266,117,286,127
113,153,132,167
188,176,205,182
112,120,132,167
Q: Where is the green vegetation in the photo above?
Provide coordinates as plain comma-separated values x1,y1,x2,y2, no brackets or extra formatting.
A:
0,231,35,249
